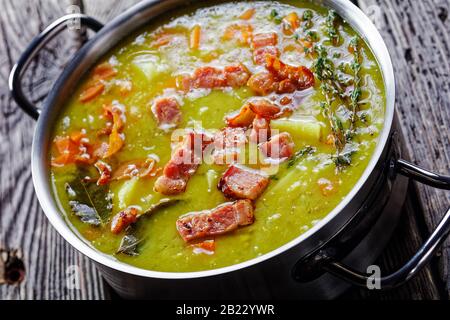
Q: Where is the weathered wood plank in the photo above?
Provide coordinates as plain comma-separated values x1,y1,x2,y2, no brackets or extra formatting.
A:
0,0,105,299
359,0,450,297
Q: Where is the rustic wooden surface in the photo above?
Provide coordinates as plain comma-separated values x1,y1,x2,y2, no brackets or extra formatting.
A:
0,0,448,300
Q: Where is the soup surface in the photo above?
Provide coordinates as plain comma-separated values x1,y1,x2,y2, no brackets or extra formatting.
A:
50,1,385,272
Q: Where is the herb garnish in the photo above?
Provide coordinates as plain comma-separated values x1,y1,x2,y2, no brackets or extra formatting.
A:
314,45,346,156
117,232,143,256
65,171,112,226
270,9,282,24
116,199,181,256
324,10,341,46
347,36,362,140
287,146,316,168
302,9,313,30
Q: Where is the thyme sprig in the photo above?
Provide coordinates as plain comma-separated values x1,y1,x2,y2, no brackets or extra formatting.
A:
302,9,314,30
325,10,341,46
346,36,362,140
314,45,346,155
287,146,316,168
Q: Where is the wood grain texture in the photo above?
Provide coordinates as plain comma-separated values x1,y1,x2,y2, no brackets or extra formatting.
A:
358,0,450,298
0,0,106,299
0,0,448,300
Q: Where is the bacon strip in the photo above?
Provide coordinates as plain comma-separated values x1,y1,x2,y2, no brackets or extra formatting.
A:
225,103,256,128
249,115,270,144
176,200,254,242
154,132,212,195
265,55,315,91
247,72,277,96
102,103,125,158
183,64,250,91
151,97,182,130
223,24,253,45
94,160,112,186
112,157,159,181
218,165,269,200
211,127,247,165
251,33,279,65
260,132,295,161
248,56,314,96
111,207,139,234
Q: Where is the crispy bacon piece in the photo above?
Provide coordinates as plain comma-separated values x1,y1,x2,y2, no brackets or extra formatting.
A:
151,97,182,129
224,64,251,87
184,64,250,90
110,207,139,234
190,66,227,89
51,131,94,167
252,32,278,49
265,55,315,90
218,165,269,200
247,72,278,95
154,176,187,195
94,160,112,186
154,132,212,195
260,132,295,161
225,103,256,128
251,32,279,65
79,83,105,103
102,104,125,158
223,24,253,45
249,115,270,143
248,98,282,119
277,79,297,94
253,46,280,65
112,157,159,181
212,127,247,165
248,57,314,94
176,199,254,242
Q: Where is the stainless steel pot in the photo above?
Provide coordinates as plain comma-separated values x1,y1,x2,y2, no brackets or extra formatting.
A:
9,0,450,299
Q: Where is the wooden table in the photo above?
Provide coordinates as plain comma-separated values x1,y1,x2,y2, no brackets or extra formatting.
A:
0,0,448,300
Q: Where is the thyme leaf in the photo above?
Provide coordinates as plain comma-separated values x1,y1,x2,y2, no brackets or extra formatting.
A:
287,146,316,168
346,36,363,140
325,10,341,46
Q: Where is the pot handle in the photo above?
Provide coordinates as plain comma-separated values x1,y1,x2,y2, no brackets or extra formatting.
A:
323,159,450,289
8,14,104,120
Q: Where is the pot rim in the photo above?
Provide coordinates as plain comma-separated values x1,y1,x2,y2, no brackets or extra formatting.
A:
31,0,395,280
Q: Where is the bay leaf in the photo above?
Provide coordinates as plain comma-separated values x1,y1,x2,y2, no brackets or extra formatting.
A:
116,199,182,256
65,170,112,226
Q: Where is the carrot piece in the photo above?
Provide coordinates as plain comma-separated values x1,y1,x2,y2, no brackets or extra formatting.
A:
102,104,125,158
190,24,201,50
79,83,105,103
51,132,94,167
317,178,337,197
93,63,117,81
192,240,215,255
223,24,253,45
239,8,255,20
283,12,300,34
